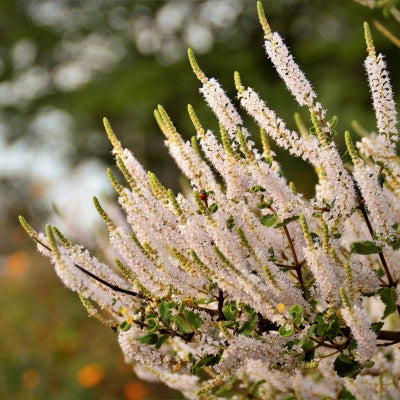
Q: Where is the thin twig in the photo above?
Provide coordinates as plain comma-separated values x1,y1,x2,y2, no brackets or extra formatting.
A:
356,196,394,287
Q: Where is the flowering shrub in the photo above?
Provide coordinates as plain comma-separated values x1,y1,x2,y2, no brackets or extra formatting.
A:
20,2,400,399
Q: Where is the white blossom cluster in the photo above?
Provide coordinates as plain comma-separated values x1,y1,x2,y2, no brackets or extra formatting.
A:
21,2,400,399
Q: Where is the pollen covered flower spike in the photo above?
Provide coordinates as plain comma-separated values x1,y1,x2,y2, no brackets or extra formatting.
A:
20,3,400,399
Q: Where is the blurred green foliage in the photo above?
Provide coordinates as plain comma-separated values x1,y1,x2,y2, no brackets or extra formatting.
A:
2,1,399,194
0,252,184,399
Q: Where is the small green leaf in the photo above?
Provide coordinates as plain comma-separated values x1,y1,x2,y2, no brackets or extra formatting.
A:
298,324,316,346
146,317,159,332
208,203,218,213
250,185,265,193
279,324,295,337
350,241,382,255
260,214,277,227
274,215,299,228
300,339,315,362
334,354,360,378
267,246,275,262
289,305,303,327
388,237,400,250
377,173,386,187
119,321,131,331
326,313,340,340
328,115,338,130
322,198,335,209
341,150,352,164
155,334,169,349
257,201,267,209
347,339,358,352
173,315,192,333
309,232,320,244
314,314,325,338
249,379,266,396
190,350,224,374
371,321,384,335
215,388,235,398
222,302,238,321
378,287,397,319
183,310,203,331
177,300,185,313
222,320,237,329
262,157,273,166
137,332,158,345
214,377,237,398
158,301,173,324
238,313,256,336
338,387,356,400
226,216,235,231
241,303,255,314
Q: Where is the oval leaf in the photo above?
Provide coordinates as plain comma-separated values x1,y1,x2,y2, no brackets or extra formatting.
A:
350,241,381,255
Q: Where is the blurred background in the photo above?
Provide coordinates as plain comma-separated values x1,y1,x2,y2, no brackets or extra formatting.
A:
1,0,399,399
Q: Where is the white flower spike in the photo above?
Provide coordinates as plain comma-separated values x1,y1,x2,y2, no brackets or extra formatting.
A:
21,3,400,399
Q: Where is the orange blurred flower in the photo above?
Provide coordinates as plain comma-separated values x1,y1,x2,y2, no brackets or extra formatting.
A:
21,368,41,390
4,251,31,278
77,363,105,387
123,381,148,400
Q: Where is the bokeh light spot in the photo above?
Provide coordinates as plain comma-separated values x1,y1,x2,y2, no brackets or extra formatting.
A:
77,363,105,387
3,251,31,278
123,381,148,400
22,368,42,390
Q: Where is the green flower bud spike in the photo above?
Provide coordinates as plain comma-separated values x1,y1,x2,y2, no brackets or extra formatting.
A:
78,292,117,329
339,287,351,309
190,136,202,159
52,226,71,248
19,215,39,241
93,196,114,231
187,48,208,84
237,128,253,161
363,22,376,59
106,168,124,196
234,71,245,94
153,108,166,133
300,214,314,250
103,117,123,155
148,171,169,204
257,1,273,40
289,182,297,195
167,189,186,223
157,105,178,140
344,262,354,302
344,131,361,167
116,156,140,195
294,112,308,137
187,104,205,138
311,111,328,149
220,125,238,159
260,128,272,157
